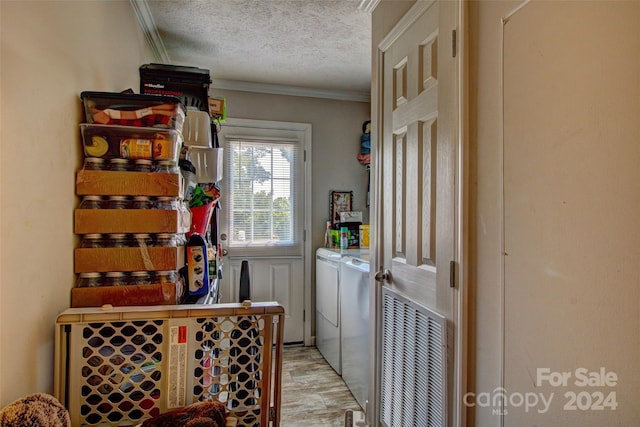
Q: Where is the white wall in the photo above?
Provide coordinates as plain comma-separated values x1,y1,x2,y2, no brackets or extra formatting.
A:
0,1,153,406
470,0,640,425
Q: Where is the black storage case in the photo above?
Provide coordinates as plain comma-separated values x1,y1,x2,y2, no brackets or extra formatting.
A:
140,63,212,113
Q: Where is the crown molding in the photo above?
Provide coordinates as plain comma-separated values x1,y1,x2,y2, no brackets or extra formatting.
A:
212,79,371,103
357,0,382,13
130,0,170,63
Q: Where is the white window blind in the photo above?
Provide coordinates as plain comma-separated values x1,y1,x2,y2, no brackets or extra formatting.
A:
225,137,300,248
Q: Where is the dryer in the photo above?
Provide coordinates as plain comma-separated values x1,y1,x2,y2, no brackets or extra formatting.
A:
315,248,342,374
340,253,370,409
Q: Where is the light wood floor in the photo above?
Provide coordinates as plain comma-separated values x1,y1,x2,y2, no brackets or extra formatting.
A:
279,346,361,427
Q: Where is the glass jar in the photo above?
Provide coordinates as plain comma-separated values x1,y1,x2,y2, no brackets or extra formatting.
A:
155,233,178,247
106,233,129,248
80,195,104,209
83,157,106,171
155,160,179,174
109,158,130,171
130,271,151,286
176,233,187,246
76,272,102,287
155,196,178,210
80,233,105,248
131,196,152,209
155,270,178,284
104,272,127,287
107,195,130,209
132,233,154,248
134,159,154,173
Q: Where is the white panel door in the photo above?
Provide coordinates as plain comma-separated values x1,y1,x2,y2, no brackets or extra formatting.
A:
374,0,460,425
224,258,304,343
217,119,309,344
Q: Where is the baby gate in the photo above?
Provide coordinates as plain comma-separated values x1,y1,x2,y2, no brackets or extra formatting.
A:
54,302,284,427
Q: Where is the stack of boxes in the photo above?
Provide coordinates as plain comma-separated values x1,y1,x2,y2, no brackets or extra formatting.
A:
72,91,191,307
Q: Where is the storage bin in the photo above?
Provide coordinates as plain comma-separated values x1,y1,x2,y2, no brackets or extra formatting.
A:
186,147,224,183
80,91,186,131
139,63,212,113
80,124,182,161
182,110,212,147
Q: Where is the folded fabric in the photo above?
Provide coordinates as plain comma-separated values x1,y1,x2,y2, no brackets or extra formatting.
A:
140,401,228,427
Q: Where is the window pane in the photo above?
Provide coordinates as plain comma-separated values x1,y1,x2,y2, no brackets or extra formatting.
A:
227,139,298,247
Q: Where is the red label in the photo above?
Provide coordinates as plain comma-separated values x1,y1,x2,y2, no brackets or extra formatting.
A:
178,325,187,344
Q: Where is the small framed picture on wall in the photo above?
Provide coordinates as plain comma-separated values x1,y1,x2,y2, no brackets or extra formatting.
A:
329,190,353,226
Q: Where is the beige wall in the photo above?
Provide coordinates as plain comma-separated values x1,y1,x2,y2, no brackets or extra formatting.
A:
0,0,153,406
210,89,371,248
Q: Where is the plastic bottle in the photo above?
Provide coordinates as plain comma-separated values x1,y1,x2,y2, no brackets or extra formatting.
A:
340,227,349,251
324,221,331,248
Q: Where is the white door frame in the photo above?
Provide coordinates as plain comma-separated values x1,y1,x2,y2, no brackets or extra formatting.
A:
218,117,313,345
369,1,468,425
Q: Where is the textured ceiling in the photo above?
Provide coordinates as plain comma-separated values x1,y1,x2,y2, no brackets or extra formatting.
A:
144,0,372,100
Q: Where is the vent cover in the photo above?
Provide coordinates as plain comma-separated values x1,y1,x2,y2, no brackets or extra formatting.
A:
380,288,448,427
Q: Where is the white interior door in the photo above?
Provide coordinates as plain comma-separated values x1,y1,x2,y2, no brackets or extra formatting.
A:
373,0,460,425
217,119,310,344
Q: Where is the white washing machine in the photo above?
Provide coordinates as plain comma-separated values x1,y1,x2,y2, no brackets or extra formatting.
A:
340,253,370,410
315,248,342,374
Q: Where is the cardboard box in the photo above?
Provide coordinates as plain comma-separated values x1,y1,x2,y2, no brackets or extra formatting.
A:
70,282,183,308
76,170,182,197
74,209,191,234
74,246,184,273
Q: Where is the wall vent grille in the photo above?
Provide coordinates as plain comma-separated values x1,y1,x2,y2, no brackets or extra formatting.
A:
380,288,447,427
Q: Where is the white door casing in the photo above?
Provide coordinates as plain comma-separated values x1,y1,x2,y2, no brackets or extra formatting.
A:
371,0,465,425
218,118,312,344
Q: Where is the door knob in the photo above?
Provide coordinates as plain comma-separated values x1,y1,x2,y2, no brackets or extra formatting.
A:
374,268,392,283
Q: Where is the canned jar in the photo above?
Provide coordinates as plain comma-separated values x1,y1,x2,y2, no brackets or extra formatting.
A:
83,157,106,171
130,271,151,286
132,195,152,209
132,233,154,248
155,160,179,174
104,272,127,287
109,158,130,171
134,159,154,173
106,233,130,248
155,270,178,284
80,195,104,209
76,272,102,288
121,139,153,159
155,196,178,210
155,233,178,247
107,195,130,209
80,233,105,248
